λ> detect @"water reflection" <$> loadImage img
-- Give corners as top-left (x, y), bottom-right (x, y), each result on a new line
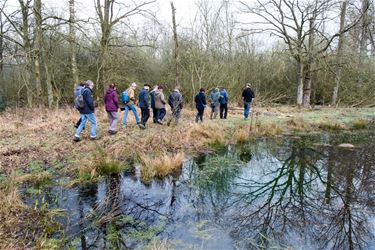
top-left (22, 131), bottom-right (375, 249)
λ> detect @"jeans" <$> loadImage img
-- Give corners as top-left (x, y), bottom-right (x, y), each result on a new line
top-left (196, 107), bottom-right (205, 122)
top-left (220, 103), bottom-right (228, 119)
top-left (140, 107), bottom-right (150, 125)
top-left (157, 108), bottom-right (166, 121)
top-left (244, 102), bottom-right (251, 119)
top-left (107, 111), bottom-right (118, 131)
top-left (75, 113), bottom-right (97, 138)
top-left (210, 103), bottom-right (219, 119)
top-left (123, 104), bottom-right (140, 125)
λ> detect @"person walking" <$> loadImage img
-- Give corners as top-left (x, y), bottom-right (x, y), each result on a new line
top-left (122, 82), bottom-right (142, 128)
top-left (138, 84), bottom-right (151, 128)
top-left (155, 85), bottom-right (167, 124)
top-left (168, 86), bottom-right (183, 125)
top-left (242, 83), bottom-right (255, 120)
top-left (150, 85), bottom-right (158, 123)
top-left (104, 83), bottom-right (119, 134)
top-left (74, 81), bottom-right (86, 129)
top-left (209, 88), bottom-right (220, 120)
top-left (74, 80), bottom-right (98, 141)
top-left (194, 88), bottom-right (206, 123)
top-left (219, 87), bottom-right (229, 119)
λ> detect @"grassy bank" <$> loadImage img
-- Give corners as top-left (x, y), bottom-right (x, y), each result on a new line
top-left (0, 106), bottom-right (374, 247)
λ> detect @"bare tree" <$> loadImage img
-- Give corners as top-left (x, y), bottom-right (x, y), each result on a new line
top-left (33, 0), bottom-right (43, 106)
top-left (332, 0), bottom-right (348, 106)
top-left (171, 2), bottom-right (180, 87)
top-left (69, 0), bottom-right (79, 88)
top-left (240, 0), bottom-right (360, 107)
top-left (359, 0), bottom-right (371, 62)
top-left (95, 0), bottom-right (155, 94)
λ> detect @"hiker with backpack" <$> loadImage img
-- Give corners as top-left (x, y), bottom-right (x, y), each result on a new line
top-left (122, 82), bottom-right (142, 128)
top-left (209, 88), bottom-right (221, 120)
top-left (168, 86), bottom-right (183, 125)
top-left (74, 80), bottom-right (97, 141)
top-left (74, 81), bottom-right (86, 129)
top-left (155, 85), bottom-right (167, 124)
top-left (104, 83), bottom-right (119, 134)
top-left (194, 88), bottom-right (206, 123)
top-left (150, 85), bottom-right (159, 123)
top-left (219, 87), bottom-right (229, 119)
top-left (242, 83), bottom-right (255, 120)
top-left (138, 84), bottom-right (151, 128)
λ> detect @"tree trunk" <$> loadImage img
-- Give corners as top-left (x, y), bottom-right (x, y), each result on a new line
top-left (33, 0), bottom-right (43, 107)
top-left (296, 60), bottom-right (304, 107)
top-left (0, 10), bottom-right (3, 73)
top-left (69, 0), bottom-right (79, 88)
top-left (42, 46), bottom-right (53, 107)
top-left (171, 2), bottom-right (180, 87)
top-left (302, 12), bottom-right (317, 108)
top-left (20, 0), bottom-right (33, 107)
top-left (332, 1), bottom-right (347, 106)
top-left (359, 0), bottom-right (370, 63)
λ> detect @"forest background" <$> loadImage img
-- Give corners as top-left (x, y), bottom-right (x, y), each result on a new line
top-left (0, 0), bottom-right (374, 110)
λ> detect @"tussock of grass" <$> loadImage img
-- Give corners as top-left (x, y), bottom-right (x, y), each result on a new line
top-left (72, 150), bottom-right (129, 186)
top-left (139, 153), bottom-right (185, 183)
top-left (317, 121), bottom-right (347, 131)
top-left (286, 118), bottom-right (312, 132)
top-left (352, 119), bottom-right (369, 129)
top-left (15, 171), bottom-right (53, 186)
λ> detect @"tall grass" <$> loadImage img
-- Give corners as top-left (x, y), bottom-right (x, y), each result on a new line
top-left (138, 153), bottom-right (185, 183)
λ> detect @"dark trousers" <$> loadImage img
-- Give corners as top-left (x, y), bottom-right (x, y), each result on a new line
top-left (152, 107), bottom-right (158, 122)
top-left (220, 103), bottom-right (228, 119)
top-left (157, 108), bottom-right (166, 121)
top-left (140, 107), bottom-right (150, 126)
top-left (196, 107), bottom-right (205, 122)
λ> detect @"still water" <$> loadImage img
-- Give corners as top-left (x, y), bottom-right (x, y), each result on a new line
top-left (24, 130), bottom-right (375, 249)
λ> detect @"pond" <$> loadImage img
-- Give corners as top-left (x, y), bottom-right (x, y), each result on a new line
top-left (23, 130), bottom-right (375, 249)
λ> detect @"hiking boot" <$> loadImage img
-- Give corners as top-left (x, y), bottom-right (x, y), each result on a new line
top-left (138, 124), bottom-right (146, 129)
top-left (108, 130), bottom-right (117, 135)
top-left (156, 120), bottom-right (164, 125)
top-left (73, 136), bottom-right (81, 142)
top-left (90, 136), bottom-right (99, 140)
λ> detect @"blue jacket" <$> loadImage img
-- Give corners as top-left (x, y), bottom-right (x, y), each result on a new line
top-left (210, 90), bottom-right (221, 105)
top-left (138, 88), bottom-right (149, 108)
top-left (219, 90), bottom-right (228, 105)
top-left (79, 87), bottom-right (95, 114)
top-left (195, 92), bottom-right (206, 109)
top-left (168, 90), bottom-right (183, 111)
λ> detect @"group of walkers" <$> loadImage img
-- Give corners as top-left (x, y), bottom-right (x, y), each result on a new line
top-left (73, 80), bottom-right (254, 142)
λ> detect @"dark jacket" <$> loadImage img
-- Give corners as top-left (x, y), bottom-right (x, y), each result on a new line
top-left (195, 92), bottom-right (206, 109)
top-left (168, 90), bottom-right (183, 111)
top-left (80, 87), bottom-right (95, 114)
top-left (219, 90), bottom-right (228, 105)
top-left (104, 88), bottom-right (119, 112)
top-left (242, 88), bottom-right (254, 103)
top-left (150, 90), bottom-right (157, 109)
top-left (138, 88), bottom-right (149, 108)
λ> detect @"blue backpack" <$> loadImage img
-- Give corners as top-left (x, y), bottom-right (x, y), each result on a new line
top-left (121, 90), bottom-right (130, 104)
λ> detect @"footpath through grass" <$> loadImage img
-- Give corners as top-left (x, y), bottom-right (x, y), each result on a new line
top-left (0, 106), bottom-right (374, 248)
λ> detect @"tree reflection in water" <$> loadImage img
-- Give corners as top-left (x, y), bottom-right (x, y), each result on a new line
top-left (227, 133), bottom-right (375, 249)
